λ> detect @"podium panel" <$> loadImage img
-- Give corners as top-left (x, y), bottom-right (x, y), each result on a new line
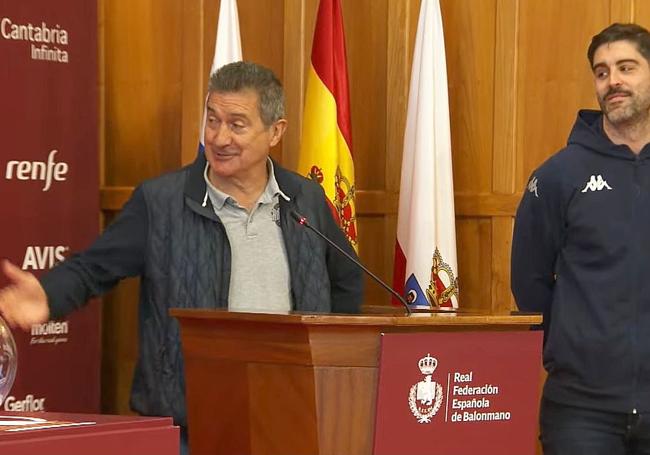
top-left (374, 331), bottom-right (542, 455)
top-left (171, 309), bottom-right (542, 455)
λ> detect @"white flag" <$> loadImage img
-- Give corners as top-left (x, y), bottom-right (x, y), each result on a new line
top-left (392, 0), bottom-right (459, 309)
top-left (199, 0), bottom-right (243, 149)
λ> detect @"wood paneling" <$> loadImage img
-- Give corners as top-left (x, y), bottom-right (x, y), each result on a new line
top-left (341, 0), bottom-right (388, 191)
top-left (104, 0), bottom-right (183, 185)
top-left (516, 0), bottom-right (609, 187)
top-left (99, 0), bottom-right (643, 417)
top-left (441, 0), bottom-right (495, 195)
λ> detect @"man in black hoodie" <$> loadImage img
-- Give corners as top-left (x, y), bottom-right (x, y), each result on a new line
top-left (512, 23), bottom-right (650, 454)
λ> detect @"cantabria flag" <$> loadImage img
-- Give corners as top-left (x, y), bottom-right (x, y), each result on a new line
top-left (392, 0), bottom-right (459, 309)
top-left (199, 0), bottom-right (242, 151)
top-left (298, 0), bottom-right (357, 249)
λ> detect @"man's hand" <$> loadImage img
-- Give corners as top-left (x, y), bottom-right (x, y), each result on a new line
top-left (0, 260), bottom-right (49, 331)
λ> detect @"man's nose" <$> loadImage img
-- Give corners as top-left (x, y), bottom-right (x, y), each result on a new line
top-left (208, 123), bottom-right (232, 146)
top-left (608, 70), bottom-right (623, 87)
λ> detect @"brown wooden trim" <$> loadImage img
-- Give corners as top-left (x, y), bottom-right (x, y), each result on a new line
top-left (385, 0), bottom-right (413, 193)
top-left (282, 0), bottom-right (307, 171)
top-left (455, 192), bottom-right (521, 217)
top-left (100, 186), bottom-right (523, 217)
top-left (492, 0), bottom-right (518, 194)
top-left (99, 187), bottom-right (402, 214)
top-left (356, 191), bottom-right (523, 218)
top-left (180, 0), bottom-right (205, 167)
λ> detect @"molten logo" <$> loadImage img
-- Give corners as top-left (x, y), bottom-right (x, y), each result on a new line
top-left (5, 149), bottom-right (69, 191)
top-left (22, 246), bottom-right (68, 270)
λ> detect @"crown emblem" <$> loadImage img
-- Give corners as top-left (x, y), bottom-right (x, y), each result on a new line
top-left (426, 248), bottom-right (459, 308)
top-left (418, 354), bottom-right (437, 375)
top-left (409, 353), bottom-right (443, 423)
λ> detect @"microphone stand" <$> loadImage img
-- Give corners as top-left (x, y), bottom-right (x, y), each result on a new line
top-left (290, 211), bottom-right (412, 315)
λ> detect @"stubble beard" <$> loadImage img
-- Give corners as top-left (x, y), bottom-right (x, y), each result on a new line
top-left (600, 89), bottom-right (650, 128)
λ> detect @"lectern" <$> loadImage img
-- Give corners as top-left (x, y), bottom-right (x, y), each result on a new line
top-left (170, 309), bottom-right (541, 455)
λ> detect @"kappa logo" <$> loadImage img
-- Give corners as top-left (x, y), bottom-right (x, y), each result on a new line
top-left (581, 175), bottom-right (612, 193)
top-left (408, 353), bottom-right (444, 424)
top-left (527, 176), bottom-right (539, 197)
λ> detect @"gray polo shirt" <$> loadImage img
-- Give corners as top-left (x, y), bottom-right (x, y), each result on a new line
top-left (204, 160), bottom-right (292, 313)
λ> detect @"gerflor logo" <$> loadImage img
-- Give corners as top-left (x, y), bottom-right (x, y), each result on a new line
top-left (5, 149), bottom-right (69, 191)
top-left (3, 394), bottom-right (46, 412)
top-left (581, 174), bottom-right (612, 193)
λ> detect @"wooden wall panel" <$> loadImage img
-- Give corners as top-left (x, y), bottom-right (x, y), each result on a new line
top-left (611, 0), bottom-right (634, 22)
top-left (515, 0), bottom-right (608, 188)
top-left (103, 0), bottom-right (183, 185)
top-left (441, 0), bottom-right (495, 195)
top-left (341, 0), bottom-right (388, 191)
top-left (456, 219), bottom-right (492, 310)
top-left (491, 0), bottom-right (518, 311)
top-left (440, 0), bottom-right (497, 310)
top-left (635, 1), bottom-right (650, 24)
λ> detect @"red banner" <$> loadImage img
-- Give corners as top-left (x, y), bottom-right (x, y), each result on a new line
top-left (0, 0), bottom-right (100, 413)
top-left (374, 331), bottom-right (542, 455)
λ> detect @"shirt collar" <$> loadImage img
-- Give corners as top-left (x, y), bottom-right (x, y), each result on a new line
top-left (203, 158), bottom-right (289, 210)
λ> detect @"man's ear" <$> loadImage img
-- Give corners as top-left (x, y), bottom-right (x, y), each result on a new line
top-left (269, 119), bottom-right (287, 147)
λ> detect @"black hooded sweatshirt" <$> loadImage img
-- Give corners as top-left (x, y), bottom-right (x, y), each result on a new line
top-left (512, 109), bottom-right (650, 413)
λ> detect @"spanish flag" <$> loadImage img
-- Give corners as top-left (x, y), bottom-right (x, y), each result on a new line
top-left (298, 0), bottom-right (357, 248)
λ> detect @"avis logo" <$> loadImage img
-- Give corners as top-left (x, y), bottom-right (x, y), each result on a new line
top-left (22, 246), bottom-right (69, 270)
top-left (5, 149), bottom-right (69, 191)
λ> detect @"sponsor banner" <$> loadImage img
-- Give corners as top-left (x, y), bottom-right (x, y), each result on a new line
top-left (0, 0), bottom-right (100, 413)
top-left (373, 331), bottom-right (542, 455)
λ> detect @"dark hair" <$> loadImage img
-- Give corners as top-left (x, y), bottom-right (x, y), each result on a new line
top-left (208, 61), bottom-right (285, 126)
top-left (588, 23), bottom-right (650, 66)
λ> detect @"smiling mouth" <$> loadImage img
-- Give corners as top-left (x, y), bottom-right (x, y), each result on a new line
top-left (212, 150), bottom-right (237, 159)
top-left (606, 92), bottom-right (630, 102)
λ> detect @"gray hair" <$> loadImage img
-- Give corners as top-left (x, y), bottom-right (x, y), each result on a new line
top-left (208, 61), bottom-right (285, 127)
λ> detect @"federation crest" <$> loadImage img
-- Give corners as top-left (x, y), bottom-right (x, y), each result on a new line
top-left (408, 353), bottom-right (443, 423)
top-left (426, 247), bottom-right (459, 307)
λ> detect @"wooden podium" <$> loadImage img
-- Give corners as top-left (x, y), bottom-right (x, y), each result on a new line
top-left (171, 309), bottom-right (541, 455)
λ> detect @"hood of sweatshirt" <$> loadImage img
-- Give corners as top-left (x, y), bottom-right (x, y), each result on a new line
top-left (567, 109), bottom-right (650, 160)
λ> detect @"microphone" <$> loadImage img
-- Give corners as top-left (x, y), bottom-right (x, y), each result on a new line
top-left (290, 210), bottom-right (412, 315)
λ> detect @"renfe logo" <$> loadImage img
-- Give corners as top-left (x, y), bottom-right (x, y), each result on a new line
top-left (22, 246), bottom-right (68, 270)
top-left (5, 149), bottom-right (69, 191)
